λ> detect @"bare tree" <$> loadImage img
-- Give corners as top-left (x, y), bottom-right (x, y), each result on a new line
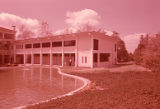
top-left (39, 21), bottom-right (53, 37)
top-left (17, 25), bottom-right (35, 40)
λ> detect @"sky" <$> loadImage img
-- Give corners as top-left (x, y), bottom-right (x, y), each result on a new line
top-left (0, 0), bottom-right (160, 52)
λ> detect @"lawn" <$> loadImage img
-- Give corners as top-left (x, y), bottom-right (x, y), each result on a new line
top-left (26, 65), bottom-right (160, 109)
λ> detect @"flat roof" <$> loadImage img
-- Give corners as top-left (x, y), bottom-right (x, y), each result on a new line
top-left (15, 31), bottom-right (117, 42)
top-left (0, 27), bottom-right (15, 34)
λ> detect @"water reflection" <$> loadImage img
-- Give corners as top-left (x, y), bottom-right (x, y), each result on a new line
top-left (0, 67), bottom-right (84, 109)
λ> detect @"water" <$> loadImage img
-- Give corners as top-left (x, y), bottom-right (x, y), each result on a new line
top-left (0, 67), bottom-right (83, 109)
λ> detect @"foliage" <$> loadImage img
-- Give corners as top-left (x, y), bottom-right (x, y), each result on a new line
top-left (134, 33), bottom-right (160, 71)
top-left (17, 25), bottom-right (35, 39)
top-left (39, 21), bottom-right (53, 37)
top-left (112, 31), bottom-right (130, 62)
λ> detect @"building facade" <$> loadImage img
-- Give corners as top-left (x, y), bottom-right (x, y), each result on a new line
top-left (14, 32), bottom-right (117, 68)
top-left (0, 27), bottom-right (15, 65)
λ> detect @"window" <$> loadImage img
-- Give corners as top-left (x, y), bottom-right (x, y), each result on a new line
top-left (42, 42), bottom-right (50, 48)
top-left (115, 44), bottom-right (117, 52)
top-left (93, 53), bottom-right (98, 62)
top-left (0, 33), bottom-right (3, 39)
top-left (93, 39), bottom-right (99, 50)
top-left (52, 41), bottom-right (62, 47)
top-left (64, 40), bottom-right (76, 47)
top-left (25, 44), bottom-right (32, 48)
top-left (16, 44), bottom-right (23, 49)
top-left (85, 56), bottom-right (87, 63)
top-left (33, 43), bottom-right (41, 48)
top-left (4, 33), bottom-right (14, 39)
top-left (82, 57), bottom-right (84, 63)
top-left (100, 53), bottom-right (110, 62)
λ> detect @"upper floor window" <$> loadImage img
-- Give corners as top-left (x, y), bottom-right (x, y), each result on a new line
top-left (25, 44), bottom-right (32, 49)
top-left (33, 43), bottom-right (41, 48)
top-left (64, 40), bottom-right (76, 47)
top-left (42, 42), bottom-right (50, 48)
top-left (4, 33), bottom-right (14, 39)
top-left (93, 39), bottom-right (99, 50)
top-left (100, 53), bottom-right (110, 62)
top-left (16, 44), bottom-right (23, 49)
top-left (0, 33), bottom-right (3, 39)
top-left (52, 41), bottom-right (62, 47)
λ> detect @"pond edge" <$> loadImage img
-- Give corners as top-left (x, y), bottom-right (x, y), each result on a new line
top-left (13, 66), bottom-right (90, 109)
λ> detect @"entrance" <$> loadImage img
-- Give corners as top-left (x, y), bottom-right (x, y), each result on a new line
top-left (93, 53), bottom-right (98, 67)
top-left (16, 54), bottom-right (24, 64)
top-left (64, 53), bottom-right (75, 66)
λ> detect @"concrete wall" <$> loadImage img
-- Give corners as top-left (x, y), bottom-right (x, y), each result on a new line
top-left (93, 35), bottom-right (117, 67)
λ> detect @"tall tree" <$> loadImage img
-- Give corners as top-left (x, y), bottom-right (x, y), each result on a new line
top-left (17, 25), bottom-right (35, 39)
top-left (39, 21), bottom-right (52, 37)
top-left (112, 31), bottom-right (129, 62)
top-left (134, 33), bottom-right (160, 71)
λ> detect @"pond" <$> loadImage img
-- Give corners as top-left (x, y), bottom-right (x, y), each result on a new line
top-left (0, 67), bottom-right (83, 109)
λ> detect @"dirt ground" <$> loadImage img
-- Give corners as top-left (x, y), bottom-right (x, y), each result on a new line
top-left (26, 65), bottom-right (160, 109)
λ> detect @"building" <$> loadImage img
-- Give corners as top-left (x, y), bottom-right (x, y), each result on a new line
top-left (14, 31), bottom-right (117, 68)
top-left (0, 27), bottom-right (16, 65)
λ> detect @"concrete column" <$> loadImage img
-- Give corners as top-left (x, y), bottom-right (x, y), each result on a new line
top-left (115, 43), bottom-right (117, 64)
top-left (32, 53), bottom-right (34, 65)
top-left (2, 33), bottom-right (4, 39)
top-left (23, 43), bottom-right (26, 65)
top-left (75, 36), bottom-right (78, 67)
top-left (50, 41), bottom-right (52, 66)
top-left (40, 47), bottom-right (42, 65)
top-left (14, 45), bottom-right (16, 63)
top-left (62, 39), bottom-right (64, 67)
top-left (91, 35), bottom-right (93, 68)
top-left (31, 43), bottom-right (34, 65)
top-left (97, 52), bottom-right (99, 67)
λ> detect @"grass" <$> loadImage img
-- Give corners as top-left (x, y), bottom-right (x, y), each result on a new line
top-left (26, 65), bottom-right (160, 109)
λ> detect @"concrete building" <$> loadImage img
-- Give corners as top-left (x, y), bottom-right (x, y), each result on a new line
top-left (0, 27), bottom-right (15, 65)
top-left (14, 31), bottom-right (117, 68)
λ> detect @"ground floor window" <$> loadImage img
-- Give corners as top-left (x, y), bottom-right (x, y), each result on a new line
top-left (0, 55), bottom-right (2, 64)
top-left (42, 54), bottom-right (50, 65)
top-left (64, 53), bottom-right (75, 66)
top-left (26, 54), bottom-right (31, 64)
top-left (4, 55), bottom-right (9, 64)
top-left (85, 56), bottom-right (87, 63)
top-left (100, 53), bottom-right (110, 62)
top-left (34, 54), bottom-right (40, 64)
top-left (93, 53), bottom-right (98, 62)
top-left (16, 54), bottom-right (24, 64)
top-left (53, 53), bottom-right (62, 65)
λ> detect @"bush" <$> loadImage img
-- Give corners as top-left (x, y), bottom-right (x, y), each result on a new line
top-left (144, 56), bottom-right (160, 72)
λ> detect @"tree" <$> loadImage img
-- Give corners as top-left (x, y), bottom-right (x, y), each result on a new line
top-left (17, 25), bottom-right (35, 40)
top-left (39, 21), bottom-right (52, 37)
top-left (134, 33), bottom-right (160, 71)
top-left (112, 31), bottom-right (130, 62)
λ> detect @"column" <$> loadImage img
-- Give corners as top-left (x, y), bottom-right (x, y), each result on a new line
top-left (31, 43), bottom-right (34, 65)
top-left (91, 35), bottom-right (93, 68)
top-left (40, 43), bottom-right (42, 65)
top-left (50, 41), bottom-right (52, 66)
top-left (97, 53), bottom-right (99, 67)
top-left (75, 36), bottom-right (78, 67)
top-left (2, 33), bottom-right (4, 39)
top-left (14, 45), bottom-right (16, 63)
top-left (23, 43), bottom-right (26, 65)
top-left (62, 39), bottom-right (64, 67)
